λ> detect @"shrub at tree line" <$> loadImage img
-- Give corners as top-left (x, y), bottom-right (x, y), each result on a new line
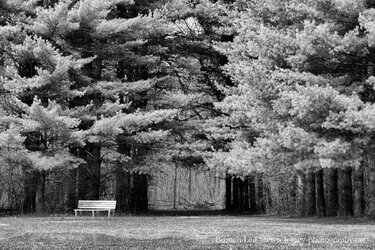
top-left (1, 0), bottom-right (375, 217)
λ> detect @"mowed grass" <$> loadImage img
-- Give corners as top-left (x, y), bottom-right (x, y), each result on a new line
top-left (0, 215), bottom-right (375, 249)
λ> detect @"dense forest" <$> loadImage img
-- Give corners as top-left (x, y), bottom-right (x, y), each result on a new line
top-left (1, 0), bottom-right (375, 217)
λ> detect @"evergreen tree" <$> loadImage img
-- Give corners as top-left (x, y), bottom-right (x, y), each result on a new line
top-left (213, 0), bottom-right (375, 216)
top-left (0, 0), bottom-right (235, 213)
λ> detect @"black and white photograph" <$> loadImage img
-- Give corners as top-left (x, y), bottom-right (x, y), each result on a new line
top-left (1, 0), bottom-right (375, 249)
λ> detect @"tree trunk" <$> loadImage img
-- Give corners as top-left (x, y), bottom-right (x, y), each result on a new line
top-left (368, 156), bottom-right (375, 217)
top-left (288, 174), bottom-right (297, 214)
top-left (80, 39), bottom-right (103, 199)
top-left (132, 173), bottom-right (148, 213)
top-left (354, 163), bottom-right (365, 217)
top-left (244, 177), bottom-right (250, 211)
top-left (316, 168), bottom-right (326, 217)
top-left (69, 147), bottom-right (89, 201)
top-left (306, 169), bottom-right (316, 216)
top-left (232, 177), bottom-right (239, 211)
top-left (327, 168), bottom-right (338, 216)
top-left (77, 163), bottom-right (90, 200)
top-left (238, 178), bottom-right (244, 211)
top-left (225, 174), bottom-right (232, 211)
top-left (35, 170), bottom-right (46, 213)
top-left (188, 168), bottom-right (192, 203)
top-left (22, 168), bottom-right (37, 213)
top-left (87, 142), bottom-right (101, 200)
top-left (340, 167), bottom-right (353, 216)
top-left (265, 179), bottom-right (272, 212)
top-left (249, 174), bottom-right (256, 213)
top-left (173, 165), bottom-right (178, 209)
top-left (66, 168), bottom-right (77, 212)
top-left (297, 170), bottom-right (307, 216)
top-left (115, 166), bottom-right (131, 213)
top-left (257, 173), bottom-right (265, 214)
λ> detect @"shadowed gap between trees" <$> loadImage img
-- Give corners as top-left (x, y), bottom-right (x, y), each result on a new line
top-left (225, 162), bottom-right (375, 217)
top-left (21, 166), bottom-right (148, 214)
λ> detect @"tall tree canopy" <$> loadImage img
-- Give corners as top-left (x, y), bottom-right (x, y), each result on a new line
top-left (208, 0), bottom-right (375, 216)
top-left (3, 0), bottom-right (375, 216)
top-left (0, 0), bottom-right (234, 213)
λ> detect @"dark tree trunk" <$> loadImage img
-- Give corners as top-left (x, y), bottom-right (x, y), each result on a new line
top-left (297, 170), bottom-right (307, 216)
top-left (173, 166), bottom-right (178, 209)
top-left (66, 168), bottom-right (77, 211)
top-left (354, 163), bottom-right (365, 217)
top-left (115, 166), bottom-right (131, 213)
top-left (132, 173), bottom-right (148, 213)
top-left (316, 168), bottom-right (326, 217)
top-left (141, 174), bottom-right (149, 212)
top-left (188, 168), bottom-right (192, 203)
top-left (225, 174), bottom-right (232, 210)
top-left (35, 170), bottom-right (46, 213)
top-left (340, 167), bottom-right (353, 216)
top-left (22, 168), bottom-right (37, 213)
top-left (77, 164), bottom-right (90, 200)
top-left (87, 142), bottom-right (101, 200)
top-left (289, 174), bottom-right (297, 214)
top-left (115, 142), bottom-right (149, 214)
top-left (327, 168), bottom-right (338, 216)
top-left (69, 147), bottom-right (89, 201)
top-left (244, 177), bottom-right (250, 211)
top-left (306, 169), bottom-right (316, 216)
top-left (249, 174), bottom-right (256, 213)
top-left (232, 177), bottom-right (239, 211)
top-left (265, 179), bottom-right (272, 211)
top-left (368, 155), bottom-right (375, 217)
top-left (257, 173), bottom-right (265, 214)
top-left (82, 54), bottom-right (102, 200)
top-left (238, 178), bottom-right (244, 211)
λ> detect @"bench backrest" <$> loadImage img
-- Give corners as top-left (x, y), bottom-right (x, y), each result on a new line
top-left (78, 200), bottom-right (116, 209)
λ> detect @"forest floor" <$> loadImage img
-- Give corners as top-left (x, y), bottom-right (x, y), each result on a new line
top-left (0, 215), bottom-right (374, 249)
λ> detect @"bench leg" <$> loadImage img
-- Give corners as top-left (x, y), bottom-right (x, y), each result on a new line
top-left (108, 210), bottom-right (110, 218)
top-left (75, 211), bottom-right (77, 217)
top-left (92, 211), bottom-right (95, 217)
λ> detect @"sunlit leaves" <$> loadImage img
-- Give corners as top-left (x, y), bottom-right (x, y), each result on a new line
top-left (212, 0), bottom-right (375, 177)
top-left (0, 124), bottom-right (25, 150)
top-left (359, 8), bottom-right (375, 47)
top-left (5, 35), bottom-right (91, 100)
top-left (72, 0), bottom-right (134, 28)
top-left (27, 150), bottom-right (84, 170)
top-left (31, 0), bottom-right (79, 38)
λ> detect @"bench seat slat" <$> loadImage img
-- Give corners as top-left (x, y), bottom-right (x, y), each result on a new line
top-left (78, 206), bottom-right (115, 208)
top-left (78, 204), bottom-right (115, 206)
top-left (78, 206), bottom-right (116, 207)
top-left (78, 204), bottom-right (116, 205)
top-left (78, 207), bottom-right (115, 209)
top-left (78, 201), bottom-right (115, 203)
top-left (75, 209), bottom-right (113, 211)
top-left (78, 200), bottom-right (115, 202)
top-left (78, 202), bottom-right (116, 204)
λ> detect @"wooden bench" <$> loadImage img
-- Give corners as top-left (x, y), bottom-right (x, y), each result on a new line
top-left (74, 200), bottom-right (116, 217)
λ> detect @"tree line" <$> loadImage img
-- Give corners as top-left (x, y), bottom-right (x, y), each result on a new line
top-left (211, 0), bottom-right (375, 217)
top-left (1, 0), bottom-right (375, 217)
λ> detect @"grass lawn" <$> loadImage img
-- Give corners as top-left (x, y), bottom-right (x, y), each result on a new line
top-left (0, 215), bottom-right (375, 249)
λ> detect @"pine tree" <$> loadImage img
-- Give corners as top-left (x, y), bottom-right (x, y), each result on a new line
top-left (213, 0), bottom-right (375, 216)
top-left (1, 0), bottom-right (236, 213)
top-left (0, 2), bottom-right (89, 210)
